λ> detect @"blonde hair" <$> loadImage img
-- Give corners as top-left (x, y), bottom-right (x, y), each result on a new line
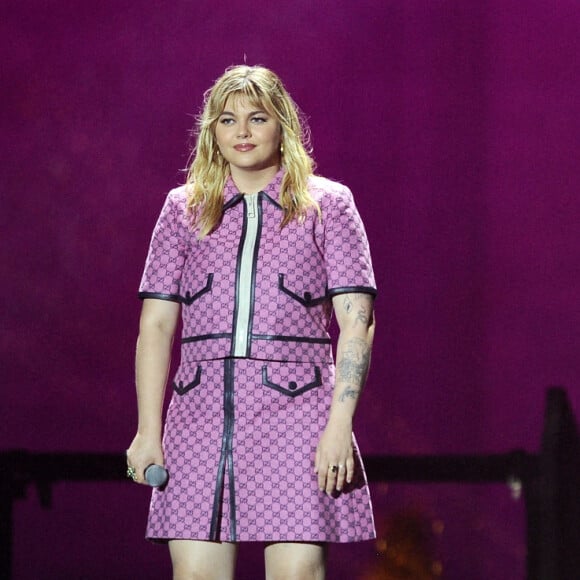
top-left (186, 65), bottom-right (318, 237)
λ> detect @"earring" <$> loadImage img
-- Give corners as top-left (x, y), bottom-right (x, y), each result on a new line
top-left (280, 142), bottom-right (284, 155)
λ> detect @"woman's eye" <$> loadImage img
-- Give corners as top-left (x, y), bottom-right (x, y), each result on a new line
top-left (220, 118), bottom-right (234, 125)
top-left (251, 117), bottom-right (267, 124)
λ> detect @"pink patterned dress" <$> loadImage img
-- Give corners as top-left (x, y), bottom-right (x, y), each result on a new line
top-left (139, 170), bottom-right (377, 543)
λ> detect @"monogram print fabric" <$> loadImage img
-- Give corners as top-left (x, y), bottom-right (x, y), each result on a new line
top-left (146, 359), bottom-right (375, 542)
top-left (140, 171), bottom-right (377, 542)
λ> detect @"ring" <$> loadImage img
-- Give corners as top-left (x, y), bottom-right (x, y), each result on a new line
top-left (126, 466), bottom-right (137, 481)
top-left (329, 465), bottom-right (338, 473)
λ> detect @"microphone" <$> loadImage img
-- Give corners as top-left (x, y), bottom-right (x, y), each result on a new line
top-left (144, 464), bottom-right (169, 487)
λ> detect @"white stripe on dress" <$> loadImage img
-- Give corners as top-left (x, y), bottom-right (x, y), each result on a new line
top-left (232, 193), bottom-right (259, 356)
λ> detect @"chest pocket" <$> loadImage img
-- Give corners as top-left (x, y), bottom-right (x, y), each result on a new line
top-left (278, 274), bottom-right (327, 307)
top-left (183, 274), bottom-right (214, 305)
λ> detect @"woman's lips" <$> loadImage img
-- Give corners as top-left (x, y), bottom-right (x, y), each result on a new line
top-left (234, 143), bottom-right (256, 152)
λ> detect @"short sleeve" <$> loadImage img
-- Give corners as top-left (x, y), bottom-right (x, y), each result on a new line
top-left (138, 188), bottom-right (189, 302)
top-left (321, 184), bottom-right (377, 298)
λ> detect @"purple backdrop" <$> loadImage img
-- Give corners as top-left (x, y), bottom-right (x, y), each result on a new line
top-left (2, 1), bottom-right (579, 578)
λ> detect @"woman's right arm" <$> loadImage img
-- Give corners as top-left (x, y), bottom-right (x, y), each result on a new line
top-left (126, 298), bottom-right (180, 484)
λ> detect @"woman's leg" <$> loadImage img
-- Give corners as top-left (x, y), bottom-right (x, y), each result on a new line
top-left (169, 540), bottom-right (238, 580)
top-left (264, 542), bottom-right (327, 580)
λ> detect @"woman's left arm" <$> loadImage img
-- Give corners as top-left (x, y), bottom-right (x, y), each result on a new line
top-left (315, 292), bottom-right (376, 494)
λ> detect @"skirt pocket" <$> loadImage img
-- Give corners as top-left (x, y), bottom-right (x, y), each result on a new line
top-left (261, 364), bottom-right (322, 398)
top-left (172, 365), bottom-right (203, 395)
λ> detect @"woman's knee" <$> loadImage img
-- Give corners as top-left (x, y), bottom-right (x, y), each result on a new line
top-left (169, 540), bottom-right (237, 580)
top-left (265, 542), bottom-right (326, 580)
top-left (267, 563), bottom-right (325, 580)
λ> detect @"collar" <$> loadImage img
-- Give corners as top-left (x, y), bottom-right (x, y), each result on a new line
top-left (222, 169), bottom-right (285, 210)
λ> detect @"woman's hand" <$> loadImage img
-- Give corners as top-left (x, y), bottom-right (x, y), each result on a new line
top-left (314, 417), bottom-right (354, 494)
top-left (126, 432), bottom-right (164, 485)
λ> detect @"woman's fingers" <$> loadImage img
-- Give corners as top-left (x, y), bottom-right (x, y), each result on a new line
top-left (317, 459), bottom-right (354, 494)
top-left (126, 442), bottom-right (164, 486)
top-left (315, 428), bottom-right (355, 494)
top-left (325, 463), bottom-right (339, 494)
top-left (316, 458), bottom-right (338, 492)
top-left (317, 462), bottom-right (328, 492)
top-left (346, 455), bottom-right (355, 484)
top-left (336, 463), bottom-right (347, 491)
top-left (126, 450), bottom-right (144, 484)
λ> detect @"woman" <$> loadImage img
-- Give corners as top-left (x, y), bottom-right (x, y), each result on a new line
top-left (126, 65), bottom-right (377, 579)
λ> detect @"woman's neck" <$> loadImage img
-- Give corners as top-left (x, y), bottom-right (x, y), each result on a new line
top-left (230, 165), bottom-right (280, 195)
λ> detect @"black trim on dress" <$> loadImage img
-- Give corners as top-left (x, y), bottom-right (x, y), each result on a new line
top-left (210, 358), bottom-right (237, 541)
top-left (225, 359), bottom-right (237, 540)
top-left (222, 193), bottom-right (244, 212)
top-left (252, 334), bottom-right (332, 345)
top-left (327, 286), bottom-right (378, 298)
top-left (262, 191), bottom-right (283, 210)
top-left (181, 333), bottom-right (232, 344)
top-left (138, 291), bottom-right (183, 303)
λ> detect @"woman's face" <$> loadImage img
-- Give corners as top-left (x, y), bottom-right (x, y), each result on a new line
top-left (214, 95), bottom-right (281, 176)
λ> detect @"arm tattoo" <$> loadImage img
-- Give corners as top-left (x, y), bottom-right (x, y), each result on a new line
top-left (355, 304), bottom-right (369, 325)
top-left (335, 295), bottom-right (374, 405)
top-left (342, 294), bottom-right (372, 327)
top-left (343, 295), bottom-right (353, 314)
top-left (337, 337), bottom-right (371, 390)
top-left (339, 386), bottom-right (360, 402)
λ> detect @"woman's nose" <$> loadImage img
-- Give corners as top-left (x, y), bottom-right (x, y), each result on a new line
top-left (237, 121), bottom-right (250, 138)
